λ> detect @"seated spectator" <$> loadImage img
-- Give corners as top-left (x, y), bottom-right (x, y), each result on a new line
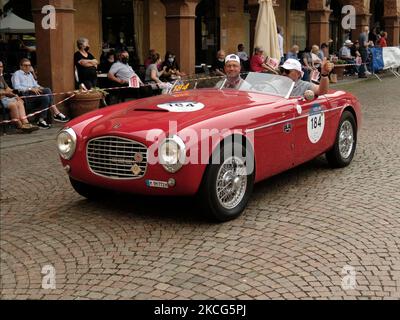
top-left (12, 58), bottom-right (70, 129)
top-left (237, 44), bottom-right (250, 71)
top-left (145, 53), bottom-right (170, 95)
top-left (99, 50), bottom-right (116, 74)
top-left (161, 51), bottom-right (185, 81)
top-left (107, 50), bottom-right (143, 103)
top-left (0, 61), bottom-right (38, 133)
top-left (311, 45), bottom-right (322, 70)
top-left (286, 45), bottom-right (300, 61)
top-left (301, 47), bottom-right (314, 81)
top-left (350, 40), bottom-right (361, 58)
top-left (339, 40), bottom-right (358, 75)
top-left (74, 37), bottom-right (98, 89)
top-left (212, 50), bottom-right (226, 76)
top-left (320, 43), bottom-right (329, 60)
top-left (144, 49), bottom-right (156, 69)
top-left (250, 47), bottom-right (278, 74)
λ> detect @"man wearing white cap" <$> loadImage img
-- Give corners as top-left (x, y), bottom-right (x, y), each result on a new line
top-left (281, 58), bottom-right (333, 97)
top-left (215, 54), bottom-right (251, 90)
top-left (339, 40), bottom-right (358, 75)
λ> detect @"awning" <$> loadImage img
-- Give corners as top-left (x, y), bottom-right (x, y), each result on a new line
top-left (0, 12), bottom-right (35, 34)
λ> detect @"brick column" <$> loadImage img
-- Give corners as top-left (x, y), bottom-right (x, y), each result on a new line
top-left (31, 0), bottom-right (75, 110)
top-left (384, 16), bottom-right (400, 46)
top-left (161, 0), bottom-right (199, 75)
top-left (307, 9), bottom-right (332, 47)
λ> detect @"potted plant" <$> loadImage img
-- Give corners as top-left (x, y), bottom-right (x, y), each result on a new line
top-left (69, 88), bottom-right (108, 118)
top-left (332, 59), bottom-right (347, 81)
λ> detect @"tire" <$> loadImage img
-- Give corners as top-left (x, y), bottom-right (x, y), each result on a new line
top-left (199, 141), bottom-right (255, 222)
top-left (69, 177), bottom-right (108, 200)
top-left (326, 110), bottom-right (357, 168)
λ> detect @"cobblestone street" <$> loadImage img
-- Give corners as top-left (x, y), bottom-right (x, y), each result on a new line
top-left (1, 76), bottom-right (400, 300)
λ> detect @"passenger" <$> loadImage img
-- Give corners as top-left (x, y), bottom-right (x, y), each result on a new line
top-left (280, 58), bottom-right (333, 97)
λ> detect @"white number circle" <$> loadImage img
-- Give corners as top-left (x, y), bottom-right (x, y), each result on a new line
top-left (157, 101), bottom-right (204, 112)
top-left (307, 110), bottom-right (325, 144)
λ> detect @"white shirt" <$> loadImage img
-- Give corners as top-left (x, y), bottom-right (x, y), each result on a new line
top-left (278, 33), bottom-right (284, 58)
top-left (237, 51), bottom-right (249, 61)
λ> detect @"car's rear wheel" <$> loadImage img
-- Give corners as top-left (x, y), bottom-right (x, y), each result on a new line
top-left (199, 141), bottom-right (255, 222)
top-left (69, 177), bottom-right (108, 200)
top-left (326, 110), bottom-right (357, 168)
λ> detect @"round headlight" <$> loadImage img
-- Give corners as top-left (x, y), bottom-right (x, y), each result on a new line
top-left (159, 135), bottom-right (186, 173)
top-left (56, 128), bottom-right (77, 160)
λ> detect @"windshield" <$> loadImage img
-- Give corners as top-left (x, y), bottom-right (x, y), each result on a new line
top-left (168, 72), bottom-right (294, 98)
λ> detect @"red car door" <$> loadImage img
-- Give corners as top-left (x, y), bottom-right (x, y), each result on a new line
top-left (250, 101), bottom-right (296, 181)
top-left (292, 95), bottom-right (333, 165)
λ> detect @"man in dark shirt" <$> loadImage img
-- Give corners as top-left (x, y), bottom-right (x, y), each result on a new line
top-left (212, 50), bottom-right (226, 76)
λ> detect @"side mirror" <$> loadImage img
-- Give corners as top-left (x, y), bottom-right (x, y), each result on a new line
top-left (304, 90), bottom-right (315, 101)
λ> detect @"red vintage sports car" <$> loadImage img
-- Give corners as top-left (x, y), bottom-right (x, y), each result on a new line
top-left (57, 73), bottom-right (361, 221)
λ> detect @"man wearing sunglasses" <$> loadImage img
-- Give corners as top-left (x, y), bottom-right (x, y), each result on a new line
top-left (281, 58), bottom-right (333, 97)
top-left (12, 58), bottom-right (70, 129)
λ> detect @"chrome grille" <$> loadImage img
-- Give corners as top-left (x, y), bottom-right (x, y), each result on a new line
top-left (87, 136), bottom-right (147, 179)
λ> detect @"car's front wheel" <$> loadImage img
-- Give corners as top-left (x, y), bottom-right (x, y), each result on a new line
top-left (69, 177), bottom-right (108, 200)
top-left (326, 110), bottom-right (357, 168)
top-left (199, 141), bottom-right (255, 222)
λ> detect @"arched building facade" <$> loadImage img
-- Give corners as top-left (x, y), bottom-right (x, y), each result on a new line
top-left (15, 0), bottom-right (399, 95)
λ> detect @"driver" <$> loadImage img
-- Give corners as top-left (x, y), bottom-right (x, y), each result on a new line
top-left (216, 54), bottom-right (251, 90)
top-left (281, 58), bottom-right (334, 97)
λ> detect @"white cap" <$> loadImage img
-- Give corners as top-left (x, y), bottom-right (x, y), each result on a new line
top-left (344, 39), bottom-right (353, 46)
top-left (225, 54), bottom-right (241, 64)
top-left (281, 58), bottom-right (304, 77)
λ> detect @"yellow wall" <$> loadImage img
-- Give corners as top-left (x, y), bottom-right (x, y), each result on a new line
top-left (74, 0), bottom-right (102, 59)
top-left (147, 0), bottom-right (166, 60)
top-left (219, 0), bottom-right (249, 55)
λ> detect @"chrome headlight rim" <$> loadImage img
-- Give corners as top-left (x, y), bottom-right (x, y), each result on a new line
top-left (159, 135), bottom-right (186, 173)
top-left (57, 127), bottom-right (77, 160)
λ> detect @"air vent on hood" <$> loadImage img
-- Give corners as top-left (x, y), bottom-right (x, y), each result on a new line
top-left (133, 108), bottom-right (169, 112)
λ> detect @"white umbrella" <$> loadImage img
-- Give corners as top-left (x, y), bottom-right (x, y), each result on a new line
top-left (254, 0), bottom-right (280, 60)
top-left (0, 12), bottom-right (35, 34)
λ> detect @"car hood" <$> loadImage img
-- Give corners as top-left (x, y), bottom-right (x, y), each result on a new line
top-left (73, 89), bottom-right (284, 140)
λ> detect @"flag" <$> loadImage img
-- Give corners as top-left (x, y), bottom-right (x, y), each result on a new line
top-left (370, 47), bottom-right (384, 72)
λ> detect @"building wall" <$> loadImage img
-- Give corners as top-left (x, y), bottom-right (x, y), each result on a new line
top-left (219, 0), bottom-right (249, 55)
top-left (147, 0), bottom-right (166, 59)
top-left (74, 0), bottom-right (102, 59)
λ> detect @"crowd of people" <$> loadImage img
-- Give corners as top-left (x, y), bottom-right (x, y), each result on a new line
top-left (1, 25), bottom-right (393, 134)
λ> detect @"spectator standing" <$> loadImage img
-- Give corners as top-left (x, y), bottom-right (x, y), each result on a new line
top-left (74, 37), bottom-right (98, 89)
top-left (378, 32), bottom-right (388, 47)
top-left (12, 58), bottom-right (70, 128)
top-left (212, 50), bottom-right (226, 76)
top-left (358, 26), bottom-right (371, 78)
top-left (277, 26), bottom-right (284, 64)
top-left (237, 44), bottom-right (250, 71)
top-left (0, 61), bottom-right (38, 133)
